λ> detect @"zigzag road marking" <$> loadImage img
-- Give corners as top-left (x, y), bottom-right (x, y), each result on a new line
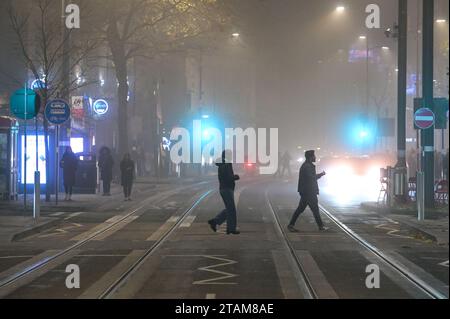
top-left (439, 260), bottom-right (449, 268)
top-left (166, 255), bottom-right (238, 285)
top-left (375, 223), bottom-right (414, 239)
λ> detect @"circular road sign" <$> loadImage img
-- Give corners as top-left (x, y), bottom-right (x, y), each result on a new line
top-left (414, 108), bottom-right (435, 130)
top-left (45, 99), bottom-right (71, 125)
top-left (92, 99), bottom-right (109, 115)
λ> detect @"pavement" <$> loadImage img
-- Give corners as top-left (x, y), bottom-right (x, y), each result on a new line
top-left (0, 176), bottom-right (213, 244)
top-left (360, 202), bottom-right (449, 246)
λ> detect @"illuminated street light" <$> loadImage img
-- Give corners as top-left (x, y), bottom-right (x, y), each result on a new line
top-left (381, 46), bottom-right (389, 50)
top-left (359, 35), bottom-right (367, 40)
top-left (436, 19), bottom-right (447, 23)
top-left (232, 33), bottom-right (240, 38)
top-left (336, 6), bottom-right (345, 13)
top-left (359, 130), bottom-right (368, 139)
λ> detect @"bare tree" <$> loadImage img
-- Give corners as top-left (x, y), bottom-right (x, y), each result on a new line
top-left (89, 0), bottom-right (231, 157)
top-left (7, 0), bottom-right (100, 201)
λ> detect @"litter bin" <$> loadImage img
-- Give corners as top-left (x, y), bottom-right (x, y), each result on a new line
top-left (74, 153), bottom-right (97, 194)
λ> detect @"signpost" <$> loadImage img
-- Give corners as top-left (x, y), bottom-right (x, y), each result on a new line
top-left (45, 99), bottom-right (71, 205)
top-left (9, 86), bottom-right (40, 214)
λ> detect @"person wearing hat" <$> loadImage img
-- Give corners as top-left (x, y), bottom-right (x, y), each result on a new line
top-left (288, 150), bottom-right (329, 232)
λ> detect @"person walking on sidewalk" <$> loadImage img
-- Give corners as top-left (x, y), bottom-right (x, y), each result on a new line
top-left (60, 146), bottom-right (78, 201)
top-left (99, 146), bottom-right (114, 196)
top-left (288, 150), bottom-right (329, 232)
top-left (208, 150), bottom-right (241, 235)
top-left (120, 153), bottom-right (135, 201)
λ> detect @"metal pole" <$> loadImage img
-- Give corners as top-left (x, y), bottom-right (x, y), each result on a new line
top-left (441, 129), bottom-right (445, 180)
top-left (34, 114), bottom-right (40, 219)
top-left (24, 83), bottom-right (27, 211)
top-left (415, 0), bottom-right (421, 174)
top-left (422, 0), bottom-right (435, 208)
top-left (56, 125), bottom-right (59, 205)
top-left (417, 171), bottom-right (425, 220)
top-left (395, 0), bottom-right (408, 202)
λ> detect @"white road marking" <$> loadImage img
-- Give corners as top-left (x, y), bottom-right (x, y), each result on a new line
top-left (146, 216), bottom-right (180, 241)
top-left (439, 260), bottom-right (449, 268)
top-left (49, 212), bottom-right (64, 217)
top-left (93, 216), bottom-right (140, 241)
top-left (375, 223), bottom-right (414, 239)
top-left (205, 293), bottom-right (216, 299)
top-left (179, 216), bottom-right (196, 228)
top-left (0, 255), bottom-right (34, 259)
top-left (295, 250), bottom-right (338, 299)
top-left (166, 255), bottom-right (238, 285)
top-left (78, 250), bottom-right (145, 299)
top-left (64, 212), bottom-right (84, 220)
top-left (38, 223), bottom-right (83, 238)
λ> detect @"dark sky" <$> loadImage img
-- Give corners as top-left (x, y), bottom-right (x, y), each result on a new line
top-left (235, 0), bottom-right (448, 156)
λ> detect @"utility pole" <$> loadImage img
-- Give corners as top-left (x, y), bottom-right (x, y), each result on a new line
top-left (422, 0), bottom-right (435, 208)
top-left (395, 0), bottom-right (408, 202)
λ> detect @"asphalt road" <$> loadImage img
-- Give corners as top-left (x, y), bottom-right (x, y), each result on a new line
top-left (0, 176), bottom-right (448, 299)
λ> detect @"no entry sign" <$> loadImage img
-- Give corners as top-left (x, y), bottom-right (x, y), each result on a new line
top-left (414, 108), bottom-right (435, 130)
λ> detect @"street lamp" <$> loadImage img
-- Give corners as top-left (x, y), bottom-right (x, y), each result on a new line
top-left (336, 6), bottom-right (345, 13)
top-left (436, 19), bottom-right (447, 23)
top-left (232, 33), bottom-right (240, 38)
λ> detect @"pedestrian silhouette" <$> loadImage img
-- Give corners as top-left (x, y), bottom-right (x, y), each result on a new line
top-left (280, 151), bottom-right (292, 177)
top-left (60, 146), bottom-right (78, 201)
top-left (208, 150), bottom-right (241, 235)
top-left (120, 153), bottom-right (135, 201)
top-left (288, 150), bottom-right (328, 232)
top-left (99, 146), bottom-right (114, 196)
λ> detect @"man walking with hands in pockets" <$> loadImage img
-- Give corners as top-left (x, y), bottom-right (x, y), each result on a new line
top-left (288, 150), bottom-right (329, 232)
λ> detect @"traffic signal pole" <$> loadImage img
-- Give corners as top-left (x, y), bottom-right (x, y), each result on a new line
top-left (422, 0), bottom-right (435, 208)
top-left (395, 0), bottom-right (408, 202)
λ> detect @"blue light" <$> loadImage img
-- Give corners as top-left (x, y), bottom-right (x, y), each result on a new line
top-left (359, 130), bottom-right (369, 139)
top-left (203, 129), bottom-right (211, 140)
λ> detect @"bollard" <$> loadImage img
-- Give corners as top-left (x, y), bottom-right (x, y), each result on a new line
top-left (417, 171), bottom-right (425, 221)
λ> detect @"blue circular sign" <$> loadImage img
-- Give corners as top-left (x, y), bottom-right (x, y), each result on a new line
top-left (45, 99), bottom-right (71, 125)
top-left (31, 79), bottom-right (46, 91)
top-left (93, 99), bottom-right (109, 115)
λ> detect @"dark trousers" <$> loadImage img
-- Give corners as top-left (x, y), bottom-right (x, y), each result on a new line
top-left (64, 184), bottom-right (73, 195)
top-left (103, 180), bottom-right (111, 194)
top-left (123, 182), bottom-right (133, 198)
top-left (289, 193), bottom-right (324, 228)
top-left (212, 188), bottom-right (237, 232)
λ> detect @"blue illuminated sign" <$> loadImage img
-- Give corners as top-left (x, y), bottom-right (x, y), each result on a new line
top-left (93, 99), bottom-right (109, 115)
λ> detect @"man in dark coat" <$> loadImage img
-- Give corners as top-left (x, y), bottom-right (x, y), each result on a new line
top-left (60, 146), bottom-right (78, 201)
top-left (288, 150), bottom-right (328, 232)
top-left (208, 150), bottom-right (241, 235)
top-left (98, 146), bottom-right (114, 196)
